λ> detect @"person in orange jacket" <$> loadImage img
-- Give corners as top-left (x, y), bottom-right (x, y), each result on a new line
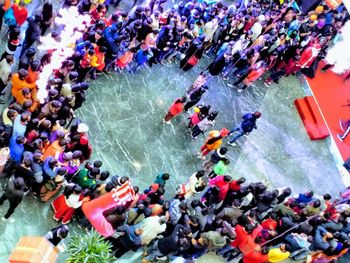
top-left (16, 88), bottom-right (39, 112)
top-left (42, 138), bottom-right (67, 161)
top-left (163, 96), bottom-right (187, 124)
top-left (91, 46), bottom-right (106, 76)
top-left (11, 68), bottom-right (36, 102)
top-left (198, 128), bottom-right (229, 159)
top-left (26, 60), bottom-right (40, 84)
top-left (78, 48), bottom-right (94, 81)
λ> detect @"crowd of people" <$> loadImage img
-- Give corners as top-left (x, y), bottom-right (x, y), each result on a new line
top-left (0, 0), bottom-right (349, 262)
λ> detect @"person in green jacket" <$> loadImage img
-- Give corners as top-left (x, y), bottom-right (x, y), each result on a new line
top-left (208, 158), bottom-right (230, 179)
top-left (74, 167), bottom-right (99, 189)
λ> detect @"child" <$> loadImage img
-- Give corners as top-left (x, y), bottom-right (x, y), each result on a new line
top-left (188, 104), bottom-right (210, 128)
top-left (45, 224), bottom-right (69, 246)
top-left (154, 173), bottom-right (170, 187)
top-left (191, 111), bottom-right (218, 139)
top-left (131, 49), bottom-right (153, 73)
top-left (208, 158), bottom-right (230, 179)
top-left (203, 147), bottom-right (228, 170)
top-left (187, 71), bottom-right (209, 95)
top-left (197, 128), bottom-right (229, 159)
top-left (177, 170), bottom-right (207, 199)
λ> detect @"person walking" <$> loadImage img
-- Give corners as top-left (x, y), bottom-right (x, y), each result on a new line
top-left (228, 111), bottom-right (261, 146)
top-left (0, 176), bottom-right (26, 223)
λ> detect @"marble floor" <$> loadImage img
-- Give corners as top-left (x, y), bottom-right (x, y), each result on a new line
top-left (0, 59), bottom-right (346, 262)
top-left (0, 3), bottom-right (348, 263)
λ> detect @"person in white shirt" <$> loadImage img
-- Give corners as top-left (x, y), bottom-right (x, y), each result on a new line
top-left (0, 55), bottom-right (14, 103)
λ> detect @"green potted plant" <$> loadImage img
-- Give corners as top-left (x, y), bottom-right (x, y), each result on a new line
top-left (66, 230), bottom-right (115, 263)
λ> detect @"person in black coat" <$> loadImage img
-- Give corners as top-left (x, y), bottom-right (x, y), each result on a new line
top-left (45, 225), bottom-right (69, 246)
top-left (0, 176), bottom-right (26, 223)
top-left (184, 87), bottom-right (206, 112)
top-left (207, 51), bottom-right (232, 76)
top-left (180, 35), bottom-right (205, 71)
top-left (144, 224), bottom-right (190, 261)
top-left (110, 225), bottom-right (143, 257)
top-left (20, 14), bottom-right (42, 58)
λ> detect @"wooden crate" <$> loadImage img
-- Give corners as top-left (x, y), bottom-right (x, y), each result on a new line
top-left (9, 236), bottom-right (59, 263)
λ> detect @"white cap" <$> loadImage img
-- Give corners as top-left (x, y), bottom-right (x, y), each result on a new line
top-left (258, 15), bottom-right (265, 22)
top-left (77, 123), bottom-right (89, 133)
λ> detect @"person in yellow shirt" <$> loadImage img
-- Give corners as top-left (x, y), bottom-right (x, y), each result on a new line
top-left (268, 243), bottom-right (291, 262)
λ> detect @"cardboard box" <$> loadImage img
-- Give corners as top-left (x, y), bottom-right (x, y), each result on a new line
top-left (9, 236), bottom-right (59, 263)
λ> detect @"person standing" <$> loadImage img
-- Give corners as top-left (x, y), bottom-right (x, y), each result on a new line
top-left (228, 111), bottom-right (261, 146)
top-left (20, 14), bottom-right (42, 58)
top-left (184, 87), bottom-right (206, 112)
top-left (0, 176), bottom-right (26, 223)
top-left (0, 55), bottom-right (14, 103)
top-left (163, 96), bottom-right (186, 124)
top-left (198, 128), bottom-right (229, 159)
top-left (44, 224), bottom-right (69, 246)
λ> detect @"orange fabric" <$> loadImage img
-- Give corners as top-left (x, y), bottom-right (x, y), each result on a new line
top-left (26, 68), bottom-right (39, 84)
top-left (169, 101), bottom-right (184, 116)
top-left (42, 140), bottom-right (64, 161)
top-left (205, 138), bottom-right (222, 151)
top-left (16, 92), bottom-right (30, 105)
top-left (81, 53), bottom-right (92, 68)
top-left (91, 47), bottom-right (105, 71)
top-left (3, 0), bottom-right (11, 11)
top-left (116, 51), bottom-right (133, 69)
top-left (261, 218), bottom-right (277, 230)
top-left (11, 73), bottom-right (36, 101)
top-left (9, 237), bottom-right (58, 263)
top-left (306, 62), bottom-right (350, 160)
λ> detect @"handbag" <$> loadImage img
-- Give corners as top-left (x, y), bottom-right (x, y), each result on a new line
top-left (44, 179), bottom-right (57, 192)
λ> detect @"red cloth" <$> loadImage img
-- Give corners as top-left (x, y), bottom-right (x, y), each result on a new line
top-left (81, 53), bottom-right (92, 68)
top-left (229, 180), bottom-right (241, 191)
top-left (90, 8), bottom-right (105, 23)
top-left (94, 47), bottom-right (106, 71)
top-left (250, 224), bottom-right (263, 240)
top-left (299, 44), bottom-right (321, 68)
top-left (209, 175), bottom-right (229, 201)
top-left (285, 58), bottom-right (301, 75)
top-left (231, 225), bottom-right (259, 254)
top-left (12, 4), bottom-right (27, 26)
top-left (169, 100), bottom-right (184, 116)
top-left (82, 181), bottom-right (135, 237)
top-left (261, 218), bottom-right (278, 230)
top-left (189, 112), bottom-right (201, 125)
top-left (243, 19), bottom-right (256, 32)
top-left (52, 194), bottom-right (78, 224)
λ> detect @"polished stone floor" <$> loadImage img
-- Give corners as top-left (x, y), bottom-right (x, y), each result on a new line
top-left (0, 55), bottom-right (347, 263)
top-left (0, 4), bottom-right (348, 263)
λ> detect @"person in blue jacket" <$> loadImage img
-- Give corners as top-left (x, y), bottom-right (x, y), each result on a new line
top-left (228, 111), bottom-right (261, 146)
top-left (9, 135), bottom-right (26, 163)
